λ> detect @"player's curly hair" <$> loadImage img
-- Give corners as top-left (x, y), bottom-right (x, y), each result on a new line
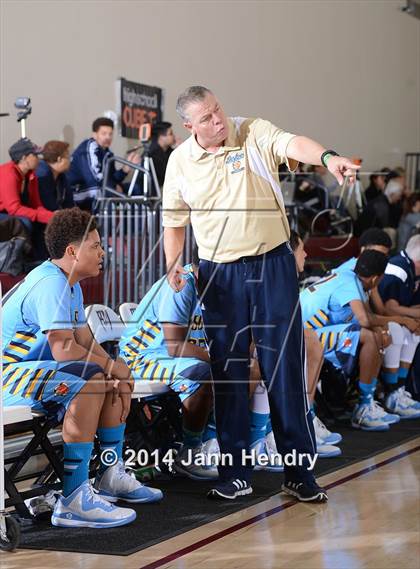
top-left (45, 208), bottom-right (97, 259)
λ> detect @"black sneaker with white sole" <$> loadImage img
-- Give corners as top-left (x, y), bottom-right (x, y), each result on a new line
top-left (207, 479), bottom-right (253, 500)
top-left (282, 480), bottom-right (328, 503)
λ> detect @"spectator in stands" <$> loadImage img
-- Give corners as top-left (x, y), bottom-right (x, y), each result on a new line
top-left (2, 208), bottom-right (162, 529)
top-left (364, 168), bottom-right (389, 203)
top-left (300, 250), bottom-right (400, 431)
top-left (68, 117), bottom-right (140, 211)
top-left (397, 193), bottom-right (420, 250)
top-left (36, 140), bottom-right (73, 211)
top-left (149, 121), bottom-right (177, 187)
top-left (0, 138), bottom-right (53, 230)
top-left (119, 247), bottom-right (218, 481)
top-left (334, 228), bottom-right (420, 418)
top-left (358, 178), bottom-right (403, 243)
top-left (378, 234), bottom-right (420, 418)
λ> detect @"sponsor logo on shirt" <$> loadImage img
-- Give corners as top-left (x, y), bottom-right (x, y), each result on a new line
top-left (226, 151), bottom-right (245, 174)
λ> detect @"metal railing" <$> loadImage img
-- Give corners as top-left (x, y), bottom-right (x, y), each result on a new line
top-left (405, 153), bottom-right (420, 192)
top-left (96, 197), bottom-right (194, 310)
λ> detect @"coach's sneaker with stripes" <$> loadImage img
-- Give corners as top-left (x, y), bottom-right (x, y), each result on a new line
top-left (52, 480), bottom-right (136, 528)
top-left (282, 479), bottom-right (328, 503)
top-left (207, 479), bottom-right (253, 500)
top-left (351, 400), bottom-right (390, 431)
top-left (174, 444), bottom-right (219, 480)
top-left (385, 388), bottom-right (420, 419)
top-left (313, 415), bottom-right (342, 445)
top-left (94, 460), bottom-right (163, 503)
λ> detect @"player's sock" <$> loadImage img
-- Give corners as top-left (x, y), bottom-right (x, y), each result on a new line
top-left (310, 404), bottom-right (316, 420)
top-left (265, 417), bottom-right (272, 436)
top-left (97, 423), bottom-right (125, 474)
top-left (63, 441), bottom-right (94, 497)
top-left (358, 378), bottom-right (377, 405)
top-left (183, 427), bottom-right (203, 448)
top-left (381, 371), bottom-right (399, 393)
top-left (249, 411), bottom-right (270, 445)
top-left (203, 412), bottom-right (217, 442)
top-left (398, 367), bottom-right (409, 382)
top-left (250, 381), bottom-right (271, 444)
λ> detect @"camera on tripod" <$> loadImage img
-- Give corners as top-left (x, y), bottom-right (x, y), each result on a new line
top-left (15, 97), bottom-right (32, 137)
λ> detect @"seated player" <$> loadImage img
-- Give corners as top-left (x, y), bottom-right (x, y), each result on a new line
top-left (290, 231), bottom-right (342, 456)
top-left (378, 235), bottom-right (420, 417)
top-left (300, 250), bottom-right (399, 431)
top-left (335, 228), bottom-right (420, 418)
top-left (119, 247), bottom-right (218, 480)
top-left (2, 208), bottom-right (162, 529)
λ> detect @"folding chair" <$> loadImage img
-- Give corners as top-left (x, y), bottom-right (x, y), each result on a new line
top-left (119, 302), bottom-right (139, 325)
top-left (4, 407), bottom-right (63, 519)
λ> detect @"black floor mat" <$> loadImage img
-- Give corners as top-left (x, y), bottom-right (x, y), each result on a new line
top-left (19, 419), bottom-right (420, 556)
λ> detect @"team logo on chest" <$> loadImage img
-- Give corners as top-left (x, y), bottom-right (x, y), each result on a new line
top-left (226, 151), bottom-right (245, 174)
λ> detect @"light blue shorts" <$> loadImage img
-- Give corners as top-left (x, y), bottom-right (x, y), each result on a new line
top-left (3, 360), bottom-right (103, 422)
top-left (120, 350), bottom-right (211, 402)
top-left (314, 323), bottom-right (361, 375)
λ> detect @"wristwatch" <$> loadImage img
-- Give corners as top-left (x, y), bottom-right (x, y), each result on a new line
top-left (321, 150), bottom-right (339, 167)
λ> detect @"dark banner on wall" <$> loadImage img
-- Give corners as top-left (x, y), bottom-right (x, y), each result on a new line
top-left (120, 78), bottom-right (163, 138)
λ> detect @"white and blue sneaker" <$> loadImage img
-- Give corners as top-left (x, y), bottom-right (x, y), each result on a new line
top-left (251, 432), bottom-right (284, 472)
top-left (94, 461), bottom-right (163, 503)
top-left (385, 388), bottom-right (420, 419)
top-left (202, 437), bottom-right (221, 467)
top-left (313, 415), bottom-right (342, 445)
top-left (316, 435), bottom-right (342, 458)
top-left (174, 444), bottom-right (219, 480)
top-left (52, 480), bottom-right (136, 528)
top-left (351, 400), bottom-right (390, 431)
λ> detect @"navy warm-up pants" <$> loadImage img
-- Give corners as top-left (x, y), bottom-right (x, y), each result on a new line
top-left (199, 242), bottom-right (316, 483)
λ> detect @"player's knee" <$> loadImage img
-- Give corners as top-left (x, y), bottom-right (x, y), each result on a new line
top-left (387, 322), bottom-right (405, 346)
top-left (360, 328), bottom-right (375, 346)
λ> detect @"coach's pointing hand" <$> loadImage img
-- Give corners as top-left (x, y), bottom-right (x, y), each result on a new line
top-left (327, 156), bottom-right (360, 186)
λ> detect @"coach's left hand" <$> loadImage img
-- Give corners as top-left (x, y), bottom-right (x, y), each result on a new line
top-left (326, 156), bottom-right (360, 186)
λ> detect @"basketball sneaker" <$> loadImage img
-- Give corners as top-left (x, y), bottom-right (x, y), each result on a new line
top-left (251, 432), bottom-right (284, 472)
top-left (202, 437), bottom-right (220, 466)
top-left (94, 460), bottom-right (163, 503)
top-left (174, 444), bottom-right (219, 480)
top-left (351, 400), bottom-right (390, 431)
top-left (52, 480), bottom-right (136, 528)
top-left (385, 388), bottom-right (420, 419)
top-left (316, 435), bottom-right (342, 458)
top-left (313, 415), bottom-right (342, 445)
top-left (282, 479), bottom-right (328, 502)
top-left (207, 479), bottom-right (253, 500)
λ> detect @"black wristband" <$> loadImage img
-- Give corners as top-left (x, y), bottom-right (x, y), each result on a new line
top-left (321, 150), bottom-right (339, 167)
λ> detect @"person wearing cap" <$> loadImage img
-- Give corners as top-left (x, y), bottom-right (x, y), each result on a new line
top-left (300, 249), bottom-right (399, 431)
top-left (163, 85), bottom-right (360, 503)
top-left (36, 140), bottom-right (74, 211)
top-left (0, 138), bottom-right (54, 230)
